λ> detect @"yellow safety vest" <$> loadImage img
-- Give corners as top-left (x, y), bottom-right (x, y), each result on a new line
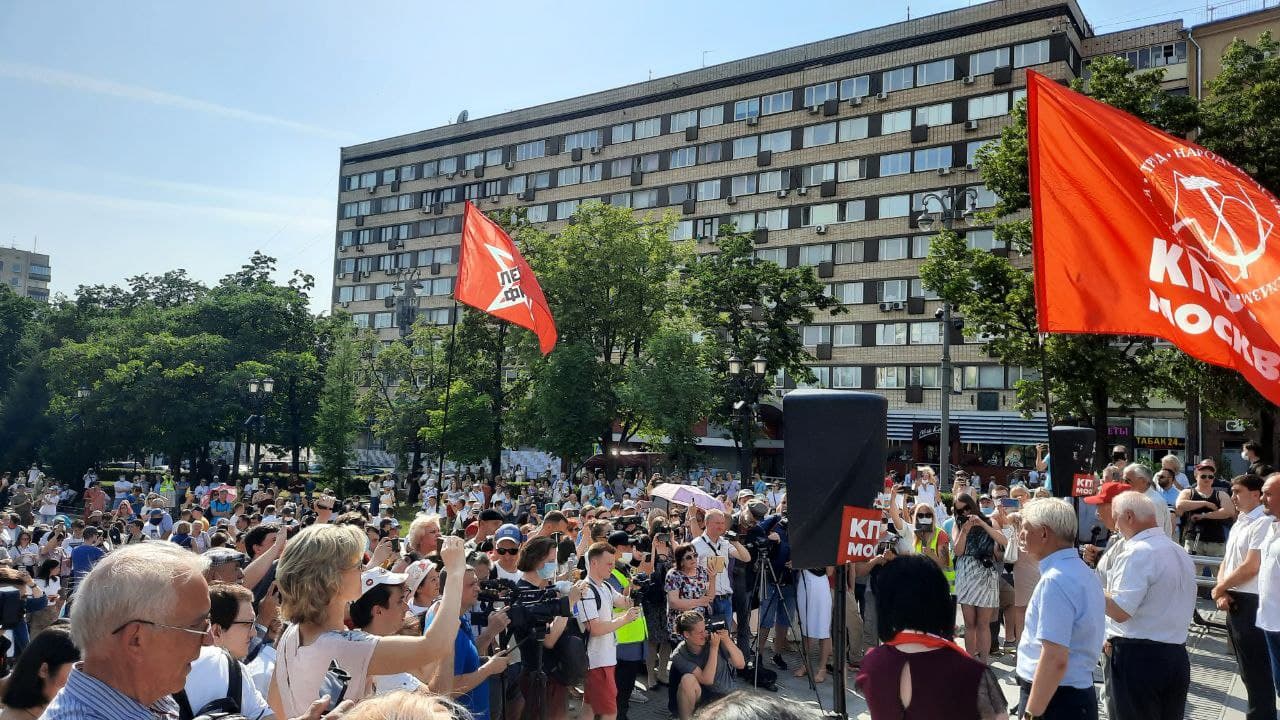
top-left (611, 567), bottom-right (648, 644)
top-left (916, 531), bottom-right (956, 594)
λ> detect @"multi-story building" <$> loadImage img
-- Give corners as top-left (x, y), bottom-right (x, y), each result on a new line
top-left (0, 248), bottom-right (51, 302)
top-left (333, 0), bottom-right (1267, 477)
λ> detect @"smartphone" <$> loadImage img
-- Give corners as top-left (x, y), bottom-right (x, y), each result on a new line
top-left (1000, 498), bottom-right (1021, 510)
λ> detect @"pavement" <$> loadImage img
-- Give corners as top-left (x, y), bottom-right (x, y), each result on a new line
top-left (606, 598), bottom-right (1250, 720)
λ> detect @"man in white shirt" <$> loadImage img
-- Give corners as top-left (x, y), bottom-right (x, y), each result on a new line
top-left (692, 510), bottom-right (750, 629)
top-left (574, 542), bottom-right (642, 720)
top-left (350, 567), bottom-right (435, 697)
top-left (1212, 473), bottom-right (1276, 720)
top-left (1160, 454), bottom-right (1191, 490)
top-left (1122, 463), bottom-right (1174, 538)
top-left (1103, 491), bottom-right (1196, 720)
top-left (1256, 473), bottom-right (1280, 705)
top-left (180, 582), bottom-right (273, 719)
top-left (113, 474), bottom-right (133, 503)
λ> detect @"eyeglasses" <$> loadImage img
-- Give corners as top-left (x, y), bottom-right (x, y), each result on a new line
top-left (112, 618), bottom-right (210, 638)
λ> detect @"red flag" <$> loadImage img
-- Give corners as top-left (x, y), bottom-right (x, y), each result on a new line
top-left (1028, 70), bottom-right (1280, 404)
top-left (455, 201), bottom-right (558, 355)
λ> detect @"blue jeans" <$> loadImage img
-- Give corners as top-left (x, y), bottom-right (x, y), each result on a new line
top-left (710, 596), bottom-right (733, 627)
top-left (759, 583), bottom-right (797, 629)
top-left (1265, 629), bottom-right (1280, 693)
top-left (369, 496), bottom-right (380, 516)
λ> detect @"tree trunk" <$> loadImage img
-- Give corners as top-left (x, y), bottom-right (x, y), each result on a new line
top-left (1091, 382), bottom-right (1110, 472)
top-left (1260, 405), bottom-right (1277, 466)
top-left (489, 325), bottom-right (507, 478)
top-left (231, 432), bottom-right (242, 482)
top-left (288, 376), bottom-right (301, 474)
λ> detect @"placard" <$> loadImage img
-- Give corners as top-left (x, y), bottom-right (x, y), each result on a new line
top-left (836, 505), bottom-right (885, 563)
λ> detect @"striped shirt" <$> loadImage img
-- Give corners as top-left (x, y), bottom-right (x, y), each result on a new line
top-left (40, 664), bottom-right (179, 720)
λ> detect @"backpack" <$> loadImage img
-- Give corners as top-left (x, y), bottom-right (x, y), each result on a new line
top-left (545, 582), bottom-right (606, 687)
top-left (0, 587), bottom-right (24, 629)
top-left (173, 649), bottom-right (245, 720)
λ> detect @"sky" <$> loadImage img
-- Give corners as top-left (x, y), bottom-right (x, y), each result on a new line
top-left (0, 0), bottom-right (1257, 314)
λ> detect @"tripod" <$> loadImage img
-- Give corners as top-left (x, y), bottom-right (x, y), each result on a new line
top-left (518, 623), bottom-right (552, 720)
top-left (750, 545), bottom-right (827, 711)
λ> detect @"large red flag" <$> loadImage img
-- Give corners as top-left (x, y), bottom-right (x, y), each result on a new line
top-left (1028, 70), bottom-right (1280, 404)
top-left (455, 201), bottom-right (558, 355)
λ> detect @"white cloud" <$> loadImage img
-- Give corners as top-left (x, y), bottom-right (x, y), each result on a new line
top-left (0, 61), bottom-right (352, 140)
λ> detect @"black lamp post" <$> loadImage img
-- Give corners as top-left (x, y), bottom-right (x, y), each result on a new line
top-left (728, 353), bottom-right (768, 487)
top-left (394, 268), bottom-right (421, 340)
top-left (247, 377), bottom-right (274, 478)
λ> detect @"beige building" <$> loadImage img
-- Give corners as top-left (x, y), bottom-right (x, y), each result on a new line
top-left (0, 248), bottom-right (51, 302)
top-left (332, 0), bottom-right (1267, 472)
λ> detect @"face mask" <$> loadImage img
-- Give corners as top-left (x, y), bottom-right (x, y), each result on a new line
top-left (915, 516), bottom-right (934, 531)
top-left (538, 561), bottom-right (557, 580)
top-left (621, 552), bottom-right (633, 564)
top-left (407, 601), bottom-right (430, 616)
top-left (1242, 450), bottom-right (1250, 460)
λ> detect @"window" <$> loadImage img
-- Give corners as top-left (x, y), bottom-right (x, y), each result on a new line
top-left (915, 102), bottom-right (953, 127)
top-left (563, 129), bottom-right (602, 153)
top-left (833, 324), bottom-right (862, 346)
top-left (830, 282), bottom-right (863, 303)
top-left (338, 258), bottom-right (356, 274)
top-left (374, 312), bottom-right (395, 329)
top-left (382, 169), bottom-right (398, 185)
top-left (835, 241), bottom-right (863, 264)
top-left (557, 166), bottom-right (582, 186)
top-left (799, 244), bottom-right (833, 266)
top-left (971, 185), bottom-right (999, 208)
top-left (909, 366), bottom-right (941, 387)
top-left (757, 208), bottom-right (788, 230)
top-left (352, 314), bottom-right (370, 329)
top-left (833, 367), bottom-right (862, 389)
top-left (731, 175), bottom-right (757, 196)
top-left (1013, 88), bottom-right (1027, 106)
top-left (379, 196), bottom-right (398, 213)
top-left (337, 286), bottom-right (354, 303)
top-left (734, 97), bottom-right (760, 120)
top-left (400, 164), bottom-right (418, 181)
top-left (761, 91), bottom-right (793, 115)
top-left (795, 367), bottom-right (831, 390)
top-left (964, 366), bottom-right (1005, 389)
top-left (464, 152), bottom-right (484, 170)
top-left (840, 75), bottom-right (870, 99)
top-left (732, 213), bottom-right (758, 232)
top-left (755, 247), bottom-right (786, 264)
top-left (879, 195), bottom-right (910, 218)
top-left (380, 226), bottom-right (395, 243)
top-left (882, 67), bottom-right (914, 92)
top-left (844, 199), bottom-right (867, 222)
top-left (582, 163), bottom-right (602, 183)
top-left (803, 122), bottom-right (837, 148)
top-left (732, 136), bottom-right (759, 159)
top-left (837, 158), bottom-right (866, 182)
top-left (698, 142), bottom-right (722, 164)
top-left (880, 152), bottom-right (911, 176)
top-left (968, 93), bottom-right (1009, 120)
top-left (760, 130), bottom-right (792, 153)
top-left (802, 325), bottom-right (831, 346)
top-left (670, 110), bottom-right (698, 133)
top-left (633, 190), bottom-right (658, 208)
top-left (803, 203), bottom-right (839, 227)
top-left (695, 217), bottom-right (720, 238)
top-left (359, 172), bottom-right (377, 188)
top-left (879, 237), bottom-right (908, 260)
top-left (1014, 39), bottom-right (1050, 68)
top-left (515, 140), bottom-right (546, 161)
top-left (430, 278), bottom-right (454, 296)
top-left (530, 171), bottom-right (551, 189)
top-left (881, 110), bottom-right (912, 134)
top-left (634, 118), bottom-right (660, 139)
top-left (1009, 366), bottom-right (1042, 384)
top-left (758, 171), bottom-right (784, 193)
top-left (969, 47), bottom-right (1010, 76)
top-left (611, 123), bottom-right (634, 143)
top-left (911, 278), bottom-right (940, 300)
top-left (913, 146), bottom-right (952, 172)
top-left (610, 157), bottom-right (634, 177)
top-left (966, 139), bottom-right (994, 167)
top-left (610, 192), bottom-right (631, 207)
top-left (526, 205), bottom-right (549, 223)
top-left (876, 366), bottom-right (906, 388)
top-left (670, 147), bottom-right (697, 169)
top-left (439, 157), bottom-right (458, 175)
top-left (340, 230), bottom-right (355, 247)
top-left (804, 82), bottom-right (838, 107)
top-left (671, 220), bottom-right (694, 241)
top-left (804, 163), bottom-right (836, 186)
top-left (911, 235), bottom-right (933, 258)
top-left (358, 229), bottom-right (372, 245)
top-left (343, 175), bottom-right (358, 191)
top-left (966, 229), bottom-right (1000, 251)
top-left (423, 160), bottom-right (438, 178)
top-left (881, 279), bottom-right (908, 301)
top-left (556, 199), bottom-right (580, 218)
top-left (486, 148), bottom-right (503, 167)
top-left (699, 105), bottom-right (724, 127)
top-left (398, 194), bottom-right (414, 211)
top-left (696, 179), bottom-right (721, 201)
top-left (1134, 417), bottom-right (1188, 437)
top-left (358, 200), bottom-right (372, 216)
top-left (838, 117), bottom-right (869, 141)
top-left (910, 322), bottom-right (942, 344)
top-left (509, 175), bottom-right (527, 194)
top-left (916, 59), bottom-right (954, 86)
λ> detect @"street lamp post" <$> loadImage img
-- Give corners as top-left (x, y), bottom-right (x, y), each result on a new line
top-left (728, 353), bottom-right (768, 487)
top-left (394, 268), bottom-right (421, 341)
top-left (247, 377), bottom-right (274, 479)
top-left (915, 187), bottom-right (977, 485)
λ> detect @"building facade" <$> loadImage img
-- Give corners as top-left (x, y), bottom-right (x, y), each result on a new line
top-left (0, 248), bottom-right (51, 302)
top-left (332, 0), bottom-right (1269, 477)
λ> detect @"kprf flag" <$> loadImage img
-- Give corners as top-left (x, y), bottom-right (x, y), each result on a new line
top-left (455, 201), bottom-right (558, 355)
top-left (1028, 70), bottom-right (1280, 404)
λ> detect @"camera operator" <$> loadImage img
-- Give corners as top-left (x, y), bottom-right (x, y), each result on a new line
top-left (729, 500), bottom-right (769, 655)
top-left (756, 496), bottom-right (795, 669)
top-left (513, 536), bottom-right (590, 720)
top-left (669, 611), bottom-right (746, 720)
top-left (426, 565), bottom-right (513, 720)
top-left (693, 510), bottom-right (750, 631)
top-left (603, 532), bottom-right (652, 720)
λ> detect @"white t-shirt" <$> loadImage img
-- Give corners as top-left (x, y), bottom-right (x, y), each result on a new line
top-left (493, 565), bottom-right (522, 584)
top-left (1257, 523), bottom-right (1280, 632)
top-left (274, 626), bottom-right (377, 718)
top-left (183, 646), bottom-right (271, 720)
top-left (245, 643), bottom-right (276, 699)
top-left (114, 479), bottom-right (133, 498)
top-left (37, 492), bottom-right (58, 516)
top-left (1222, 505), bottom-right (1272, 595)
top-left (693, 534), bottom-right (733, 594)
top-left (35, 576), bottom-right (60, 601)
top-left (574, 577), bottom-right (618, 669)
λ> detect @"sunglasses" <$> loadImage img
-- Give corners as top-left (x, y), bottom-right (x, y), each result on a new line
top-left (494, 547), bottom-right (519, 556)
top-left (1198, 474), bottom-right (1215, 480)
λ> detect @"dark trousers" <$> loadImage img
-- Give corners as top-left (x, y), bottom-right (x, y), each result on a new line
top-left (1226, 592), bottom-right (1277, 720)
top-left (731, 579), bottom-right (754, 652)
top-left (1105, 637), bottom-right (1190, 720)
top-left (614, 658), bottom-right (643, 720)
top-left (1016, 678), bottom-right (1099, 720)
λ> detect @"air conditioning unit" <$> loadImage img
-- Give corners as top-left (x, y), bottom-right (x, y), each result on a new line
top-left (937, 167), bottom-right (952, 176)
top-left (878, 302), bottom-right (893, 311)
top-left (815, 224), bottom-right (827, 235)
top-left (421, 205), bottom-right (433, 214)
top-left (850, 96), bottom-right (863, 106)
top-left (489, 195), bottom-right (500, 203)
top-left (727, 195), bottom-right (738, 205)
top-left (459, 168), bottom-right (469, 177)
top-left (505, 160), bottom-right (515, 170)
top-left (367, 186), bottom-right (377, 194)
top-left (808, 105), bottom-right (821, 114)
top-left (877, 91), bottom-right (889, 101)
top-left (776, 189), bottom-right (787, 198)
top-left (966, 163), bottom-right (978, 172)
top-left (962, 75), bottom-right (975, 85)
top-left (445, 172), bottom-right (456, 179)
top-left (355, 245), bottom-right (365, 253)
top-left (341, 301), bottom-right (350, 308)
top-left (589, 146), bottom-right (601, 154)
top-left (746, 116), bottom-right (759, 126)
top-left (796, 186), bottom-right (808, 196)
top-left (891, 301), bottom-right (905, 310)
top-left (339, 246), bottom-right (349, 253)
top-left (965, 119), bottom-right (980, 131)
top-left (338, 272), bottom-right (348, 279)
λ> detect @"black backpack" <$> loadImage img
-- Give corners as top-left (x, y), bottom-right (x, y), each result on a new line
top-left (0, 587), bottom-right (25, 629)
top-left (173, 649), bottom-right (247, 720)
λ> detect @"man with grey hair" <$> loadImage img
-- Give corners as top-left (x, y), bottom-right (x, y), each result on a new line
top-left (1160, 454), bottom-right (1190, 490)
top-left (1103, 491), bottom-right (1196, 720)
top-left (692, 509), bottom-right (750, 629)
top-left (1015, 499), bottom-right (1105, 719)
top-left (1122, 463), bottom-right (1173, 538)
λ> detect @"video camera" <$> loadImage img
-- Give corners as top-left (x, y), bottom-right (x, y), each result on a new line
top-left (477, 578), bottom-right (517, 605)
top-left (706, 618), bottom-right (728, 633)
top-left (507, 586), bottom-right (573, 632)
top-left (615, 515), bottom-right (643, 528)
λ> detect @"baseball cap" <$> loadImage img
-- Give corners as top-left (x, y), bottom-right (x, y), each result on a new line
top-left (1083, 481), bottom-right (1133, 505)
top-left (747, 500), bottom-right (768, 520)
top-left (736, 489), bottom-right (755, 500)
top-left (621, 499), bottom-right (636, 509)
top-left (494, 524), bottom-right (523, 545)
top-left (607, 530), bottom-right (635, 547)
top-left (404, 559), bottom-right (437, 596)
top-left (360, 566), bottom-right (408, 596)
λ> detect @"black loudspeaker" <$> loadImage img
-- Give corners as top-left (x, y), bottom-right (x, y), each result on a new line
top-left (1049, 426), bottom-right (1096, 499)
top-left (784, 390), bottom-right (887, 569)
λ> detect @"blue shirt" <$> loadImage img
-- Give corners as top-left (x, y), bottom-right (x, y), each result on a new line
top-left (424, 608), bottom-right (489, 720)
top-left (70, 545), bottom-right (105, 577)
top-left (1016, 547), bottom-right (1105, 689)
top-left (42, 663), bottom-right (180, 720)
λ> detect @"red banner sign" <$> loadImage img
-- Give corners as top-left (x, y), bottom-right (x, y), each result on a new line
top-left (836, 506), bottom-right (885, 563)
top-left (1072, 473), bottom-right (1097, 497)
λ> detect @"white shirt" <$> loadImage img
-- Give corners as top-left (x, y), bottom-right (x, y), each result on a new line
top-left (114, 479), bottom-right (133, 498)
top-left (35, 576), bottom-right (60, 601)
top-left (245, 643), bottom-right (276, 699)
top-left (1105, 527), bottom-right (1196, 643)
top-left (1257, 522), bottom-right (1280, 631)
top-left (1145, 486), bottom-right (1174, 538)
top-left (1222, 504), bottom-right (1272, 595)
top-left (573, 577), bottom-right (618, 669)
top-left (915, 482), bottom-right (938, 509)
top-left (183, 646), bottom-right (272, 720)
top-left (693, 534), bottom-right (733, 595)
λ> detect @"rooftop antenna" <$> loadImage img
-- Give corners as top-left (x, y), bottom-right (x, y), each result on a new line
top-left (456, 109), bottom-right (469, 124)
top-left (907, 4), bottom-right (911, 20)
top-left (701, 50), bottom-right (715, 68)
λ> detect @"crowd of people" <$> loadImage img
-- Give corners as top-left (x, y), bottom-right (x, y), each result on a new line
top-left (0, 445), bottom-right (1269, 720)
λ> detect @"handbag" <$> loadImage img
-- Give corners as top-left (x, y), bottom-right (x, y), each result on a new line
top-left (1002, 529), bottom-right (1019, 564)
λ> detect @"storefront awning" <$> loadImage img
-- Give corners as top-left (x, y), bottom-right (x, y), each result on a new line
top-left (887, 410), bottom-right (1049, 444)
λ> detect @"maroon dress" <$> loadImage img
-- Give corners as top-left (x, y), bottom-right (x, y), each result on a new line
top-left (856, 645), bottom-right (1005, 719)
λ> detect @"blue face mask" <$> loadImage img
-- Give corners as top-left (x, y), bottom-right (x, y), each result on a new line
top-left (538, 561), bottom-right (557, 580)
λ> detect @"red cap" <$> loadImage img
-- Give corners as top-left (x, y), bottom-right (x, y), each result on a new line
top-left (1082, 481), bottom-right (1133, 505)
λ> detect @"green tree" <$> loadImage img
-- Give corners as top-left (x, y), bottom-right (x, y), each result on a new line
top-left (356, 323), bottom-right (450, 472)
top-left (315, 328), bottom-right (360, 489)
top-left (619, 319), bottom-right (715, 470)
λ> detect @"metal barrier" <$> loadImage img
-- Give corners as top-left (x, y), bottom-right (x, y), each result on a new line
top-left (1189, 553), bottom-right (1226, 631)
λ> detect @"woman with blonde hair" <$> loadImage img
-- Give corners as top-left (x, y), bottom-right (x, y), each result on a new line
top-left (268, 524), bottom-right (467, 718)
top-left (341, 690), bottom-right (463, 720)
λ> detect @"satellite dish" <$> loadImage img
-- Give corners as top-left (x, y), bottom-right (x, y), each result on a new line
top-left (456, 110), bottom-right (469, 123)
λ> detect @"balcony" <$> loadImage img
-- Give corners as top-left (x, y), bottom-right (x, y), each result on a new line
top-left (28, 265), bottom-right (50, 282)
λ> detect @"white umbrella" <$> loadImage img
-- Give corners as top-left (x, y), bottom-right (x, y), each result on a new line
top-left (650, 482), bottom-right (723, 511)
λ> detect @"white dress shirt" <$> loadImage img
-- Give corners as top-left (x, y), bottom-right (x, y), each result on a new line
top-left (1257, 522), bottom-right (1280, 632)
top-left (1222, 505), bottom-right (1272, 595)
top-left (1145, 486), bottom-right (1174, 538)
top-left (693, 533), bottom-right (733, 595)
top-left (1105, 527), bottom-right (1196, 643)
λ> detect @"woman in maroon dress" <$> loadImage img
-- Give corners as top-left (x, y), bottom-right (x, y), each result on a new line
top-left (855, 555), bottom-right (1008, 720)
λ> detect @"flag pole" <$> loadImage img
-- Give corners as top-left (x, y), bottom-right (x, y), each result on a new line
top-left (435, 301), bottom-right (460, 508)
